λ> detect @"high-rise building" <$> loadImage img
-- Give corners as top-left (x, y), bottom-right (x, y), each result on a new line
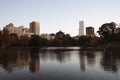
top-left (79, 21), bottom-right (84, 36)
top-left (30, 21), bottom-right (40, 35)
top-left (86, 26), bottom-right (94, 36)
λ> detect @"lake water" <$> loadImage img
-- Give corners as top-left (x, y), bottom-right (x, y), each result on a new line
top-left (0, 47), bottom-right (120, 80)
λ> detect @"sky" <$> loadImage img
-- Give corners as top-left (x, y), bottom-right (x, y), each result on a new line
top-left (0, 0), bottom-right (120, 36)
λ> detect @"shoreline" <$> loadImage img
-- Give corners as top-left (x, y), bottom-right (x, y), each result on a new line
top-left (0, 46), bottom-right (120, 52)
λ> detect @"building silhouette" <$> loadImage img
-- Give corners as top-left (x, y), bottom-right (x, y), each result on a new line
top-left (40, 33), bottom-right (55, 40)
top-left (30, 21), bottom-right (40, 35)
top-left (3, 23), bottom-right (14, 34)
top-left (56, 30), bottom-right (65, 38)
top-left (79, 21), bottom-right (84, 36)
top-left (86, 26), bottom-right (94, 36)
top-left (14, 25), bottom-right (30, 37)
top-left (3, 23), bottom-right (31, 38)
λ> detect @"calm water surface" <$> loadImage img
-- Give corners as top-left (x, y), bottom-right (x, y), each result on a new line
top-left (0, 47), bottom-right (120, 80)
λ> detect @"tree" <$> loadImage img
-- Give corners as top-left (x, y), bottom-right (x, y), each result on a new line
top-left (10, 33), bottom-right (19, 46)
top-left (2, 29), bottom-right (11, 47)
top-left (97, 22), bottom-right (116, 43)
top-left (78, 36), bottom-right (90, 46)
top-left (91, 36), bottom-right (101, 46)
top-left (0, 31), bottom-right (2, 46)
top-left (29, 35), bottom-right (42, 47)
top-left (19, 35), bottom-right (29, 46)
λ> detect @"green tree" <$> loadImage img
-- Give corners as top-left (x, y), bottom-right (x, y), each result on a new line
top-left (19, 35), bottom-right (29, 46)
top-left (2, 29), bottom-right (11, 47)
top-left (29, 35), bottom-right (42, 47)
top-left (78, 36), bottom-right (89, 46)
top-left (91, 36), bottom-right (101, 46)
top-left (97, 22), bottom-right (116, 43)
top-left (0, 31), bottom-right (2, 46)
top-left (10, 33), bottom-right (19, 46)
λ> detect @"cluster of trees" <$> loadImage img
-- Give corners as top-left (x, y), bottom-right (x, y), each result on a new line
top-left (97, 22), bottom-right (120, 45)
top-left (77, 35), bottom-right (100, 47)
top-left (0, 29), bottom-right (29, 47)
top-left (49, 34), bottom-right (77, 46)
top-left (0, 22), bottom-right (120, 48)
top-left (0, 29), bottom-right (48, 47)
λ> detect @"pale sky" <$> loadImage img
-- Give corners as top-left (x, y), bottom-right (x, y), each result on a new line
top-left (0, 0), bottom-right (120, 36)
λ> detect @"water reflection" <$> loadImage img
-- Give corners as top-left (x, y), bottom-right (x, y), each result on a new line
top-left (101, 50), bottom-right (120, 72)
top-left (29, 48), bottom-right (40, 73)
top-left (0, 48), bottom-right (120, 73)
top-left (79, 52), bottom-right (87, 71)
top-left (0, 47), bottom-right (120, 80)
top-left (79, 51), bottom-right (96, 72)
top-left (0, 48), bottom-right (40, 73)
top-left (40, 49), bottom-right (71, 63)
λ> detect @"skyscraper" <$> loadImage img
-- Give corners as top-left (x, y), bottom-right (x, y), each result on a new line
top-left (86, 26), bottom-right (94, 36)
top-left (79, 21), bottom-right (84, 36)
top-left (30, 21), bottom-right (40, 35)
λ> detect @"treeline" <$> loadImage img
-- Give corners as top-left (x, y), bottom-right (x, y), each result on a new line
top-left (0, 29), bottom-right (100, 48)
top-left (0, 22), bottom-right (120, 48)
top-left (0, 29), bottom-right (47, 47)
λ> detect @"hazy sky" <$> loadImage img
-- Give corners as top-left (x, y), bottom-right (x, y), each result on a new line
top-left (0, 0), bottom-right (120, 36)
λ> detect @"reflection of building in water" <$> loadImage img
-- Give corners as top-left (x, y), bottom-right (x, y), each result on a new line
top-left (16, 53), bottom-right (30, 68)
top-left (29, 50), bottom-right (40, 73)
top-left (79, 51), bottom-right (96, 72)
top-left (79, 53), bottom-right (87, 71)
top-left (29, 55), bottom-right (40, 73)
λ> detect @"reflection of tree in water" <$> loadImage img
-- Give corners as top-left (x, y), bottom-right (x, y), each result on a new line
top-left (40, 49), bottom-right (71, 63)
top-left (101, 51), bottom-right (120, 72)
top-left (79, 50), bottom-right (96, 72)
top-left (39, 49), bottom-right (48, 61)
top-left (86, 51), bottom-right (96, 66)
top-left (0, 50), bottom-right (17, 72)
top-left (0, 48), bottom-right (40, 73)
top-left (55, 51), bottom-right (66, 63)
top-left (29, 48), bottom-right (40, 73)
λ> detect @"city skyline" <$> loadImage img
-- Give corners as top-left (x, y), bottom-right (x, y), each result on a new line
top-left (2, 21), bottom-right (94, 37)
top-left (1, 0), bottom-right (120, 36)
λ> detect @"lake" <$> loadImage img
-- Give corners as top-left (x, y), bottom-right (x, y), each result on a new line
top-left (0, 47), bottom-right (120, 80)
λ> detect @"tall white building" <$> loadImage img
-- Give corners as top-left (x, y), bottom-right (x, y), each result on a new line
top-left (79, 21), bottom-right (84, 36)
